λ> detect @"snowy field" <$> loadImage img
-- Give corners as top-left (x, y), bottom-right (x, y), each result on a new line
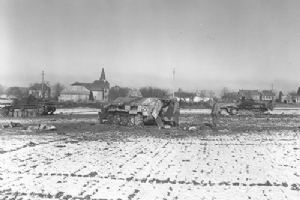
top-left (270, 107), bottom-right (300, 115)
top-left (180, 107), bottom-right (300, 115)
top-left (55, 107), bottom-right (212, 115)
top-left (55, 107), bottom-right (102, 115)
top-left (55, 107), bottom-right (300, 115)
top-left (0, 129), bottom-right (299, 200)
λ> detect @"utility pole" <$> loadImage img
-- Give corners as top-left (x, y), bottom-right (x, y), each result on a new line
top-left (42, 70), bottom-right (45, 99)
top-left (172, 67), bottom-right (175, 98)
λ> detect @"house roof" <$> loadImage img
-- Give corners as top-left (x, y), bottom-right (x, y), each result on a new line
top-left (261, 90), bottom-right (275, 96)
top-left (29, 83), bottom-right (50, 91)
top-left (70, 68), bottom-right (110, 91)
top-left (72, 80), bottom-right (109, 91)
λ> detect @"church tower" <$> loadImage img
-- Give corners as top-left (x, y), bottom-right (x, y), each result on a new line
top-left (100, 68), bottom-right (106, 81)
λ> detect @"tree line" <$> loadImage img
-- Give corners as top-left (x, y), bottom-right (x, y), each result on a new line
top-left (0, 83), bottom-right (64, 100)
top-left (108, 86), bottom-right (170, 101)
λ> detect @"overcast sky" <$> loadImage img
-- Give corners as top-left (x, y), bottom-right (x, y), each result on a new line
top-left (0, 0), bottom-right (299, 92)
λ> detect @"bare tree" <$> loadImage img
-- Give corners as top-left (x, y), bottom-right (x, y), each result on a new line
top-left (52, 83), bottom-right (65, 100)
top-left (6, 87), bottom-right (28, 98)
top-left (139, 87), bottom-right (168, 98)
top-left (198, 90), bottom-right (207, 98)
top-left (207, 90), bottom-right (215, 98)
top-left (220, 87), bottom-right (230, 97)
top-left (288, 91), bottom-right (297, 96)
top-left (108, 86), bottom-right (130, 101)
top-left (0, 84), bottom-right (5, 95)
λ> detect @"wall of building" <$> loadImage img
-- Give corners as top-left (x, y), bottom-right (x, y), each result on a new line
top-left (29, 90), bottom-right (42, 98)
top-left (92, 90), bottom-right (109, 102)
top-left (293, 96), bottom-right (300, 103)
top-left (261, 96), bottom-right (273, 101)
top-left (252, 95), bottom-right (260, 101)
top-left (59, 86), bottom-right (90, 102)
top-left (59, 94), bottom-right (89, 102)
top-left (92, 91), bottom-right (104, 101)
top-left (29, 90), bottom-right (50, 98)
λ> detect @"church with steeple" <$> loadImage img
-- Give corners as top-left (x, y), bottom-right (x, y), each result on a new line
top-left (59, 68), bottom-right (110, 102)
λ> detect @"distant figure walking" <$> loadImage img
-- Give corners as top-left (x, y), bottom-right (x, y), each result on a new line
top-left (210, 99), bottom-right (219, 128)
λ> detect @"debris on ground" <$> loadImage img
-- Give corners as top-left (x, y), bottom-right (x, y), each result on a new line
top-left (1, 122), bottom-right (23, 128)
top-left (10, 122), bottom-right (23, 127)
top-left (203, 122), bottom-right (215, 129)
top-left (28, 141), bottom-right (37, 147)
top-left (2, 124), bottom-right (10, 128)
top-left (26, 124), bottom-right (57, 132)
top-left (55, 144), bottom-right (66, 148)
top-left (188, 126), bottom-right (197, 131)
top-left (164, 125), bottom-right (171, 129)
top-left (181, 122), bottom-right (216, 132)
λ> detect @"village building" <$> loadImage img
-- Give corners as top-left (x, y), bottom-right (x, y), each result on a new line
top-left (278, 91), bottom-right (297, 104)
top-left (193, 96), bottom-right (211, 103)
top-left (238, 90), bottom-right (260, 101)
top-left (221, 92), bottom-right (239, 102)
top-left (4, 87), bottom-right (29, 99)
top-left (279, 87), bottom-right (300, 104)
top-left (28, 84), bottom-right (51, 99)
top-left (291, 88), bottom-right (300, 103)
top-left (293, 87), bottom-right (300, 103)
top-left (260, 90), bottom-right (275, 101)
top-left (59, 68), bottom-right (110, 102)
top-left (291, 94), bottom-right (300, 103)
top-left (58, 86), bottom-right (90, 102)
top-left (282, 94), bottom-right (293, 103)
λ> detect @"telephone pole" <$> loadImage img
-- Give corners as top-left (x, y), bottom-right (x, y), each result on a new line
top-left (172, 68), bottom-right (175, 98)
top-left (42, 70), bottom-right (45, 99)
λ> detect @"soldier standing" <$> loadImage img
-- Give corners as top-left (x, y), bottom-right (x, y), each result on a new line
top-left (210, 99), bottom-right (219, 128)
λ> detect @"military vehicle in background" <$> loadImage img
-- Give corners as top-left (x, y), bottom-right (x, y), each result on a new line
top-left (216, 99), bottom-right (273, 115)
top-left (98, 96), bottom-right (180, 128)
top-left (0, 96), bottom-right (56, 117)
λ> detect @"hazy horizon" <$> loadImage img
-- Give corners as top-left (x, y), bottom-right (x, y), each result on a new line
top-left (1, 0), bottom-right (300, 92)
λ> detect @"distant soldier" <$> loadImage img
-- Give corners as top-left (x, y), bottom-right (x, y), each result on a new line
top-left (210, 99), bottom-right (220, 128)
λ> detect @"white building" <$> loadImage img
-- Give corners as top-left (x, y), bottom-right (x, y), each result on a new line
top-left (59, 85), bottom-right (90, 102)
top-left (59, 68), bottom-right (110, 102)
top-left (193, 96), bottom-right (211, 103)
top-left (260, 90), bottom-right (275, 101)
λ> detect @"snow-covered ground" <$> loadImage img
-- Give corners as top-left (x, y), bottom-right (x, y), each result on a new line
top-left (181, 107), bottom-right (300, 115)
top-left (270, 107), bottom-right (300, 115)
top-left (180, 108), bottom-right (211, 114)
top-left (55, 107), bottom-right (300, 116)
top-left (55, 107), bottom-right (101, 115)
top-left (54, 107), bottom-right (212, 115)
top-left (0, 131), bottom-right (299, 199)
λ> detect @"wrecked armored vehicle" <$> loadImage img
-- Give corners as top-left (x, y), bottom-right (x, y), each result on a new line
top-left (216, 99), bottom-right (273, 115)
top-left (98, 97), bottom-right (180, 128)
top-left (0, 96), bottom-right (56, 117)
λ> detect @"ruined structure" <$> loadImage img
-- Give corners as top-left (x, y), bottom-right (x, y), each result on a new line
top-left (99, 97), bottom-right (180, 128)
